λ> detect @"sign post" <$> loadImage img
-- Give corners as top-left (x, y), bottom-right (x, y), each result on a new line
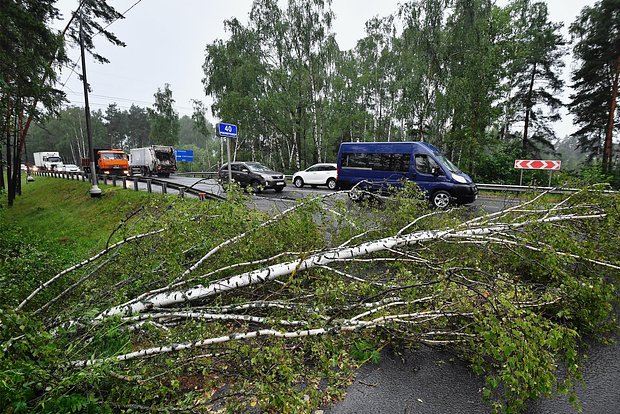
top-left (216, 123), bottom-right (238, 189)
top-left (514, 159), bottom-right (561, 186)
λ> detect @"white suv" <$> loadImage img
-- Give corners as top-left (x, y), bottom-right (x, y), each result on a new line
top-left (292, 163), bottom-right (337, 190)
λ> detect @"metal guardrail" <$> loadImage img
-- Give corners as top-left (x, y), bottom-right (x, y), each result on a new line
top-left (176, 171), bottom-right (219, 179)
top-left (177, 171), bottom-right (293, 180)
top-left (476, 183), bottom-right (616, 194)
top-left (33, 171), bottom-right (616, 197)
top-left (33, 171), bottom-right (225, 201)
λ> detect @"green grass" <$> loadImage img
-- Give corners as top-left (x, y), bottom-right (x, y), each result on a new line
top-left (1, 176), bottom-right (177, 258)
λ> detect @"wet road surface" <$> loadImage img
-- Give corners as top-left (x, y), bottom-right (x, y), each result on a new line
top-left (323, 322), bottom-right (619, 414)
top-left (168, 176), bottom-right (619, 413)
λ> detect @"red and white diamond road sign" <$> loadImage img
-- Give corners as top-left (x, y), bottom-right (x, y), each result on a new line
top-left (514, 159), bottom-right (561, 170)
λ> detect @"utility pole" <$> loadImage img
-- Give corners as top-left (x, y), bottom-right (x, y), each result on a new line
top-left (603, 56), bottom-right (620, 174)
top-left (79, 14), bottom-right (102, 197)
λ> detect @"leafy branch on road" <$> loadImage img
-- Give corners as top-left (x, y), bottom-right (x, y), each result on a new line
top-left (2, 186), bottom-right (619, 413)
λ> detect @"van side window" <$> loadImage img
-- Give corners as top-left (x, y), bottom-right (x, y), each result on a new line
top-left (343, 153), bottom-right (370, 169)
top-left (415, 154), bottom-right (441, 174)
top-left (343, 153), bottom-right (409, 172)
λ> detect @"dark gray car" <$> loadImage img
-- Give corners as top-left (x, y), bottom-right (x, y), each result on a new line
top-left (218, 161), bottom-right (286, 193)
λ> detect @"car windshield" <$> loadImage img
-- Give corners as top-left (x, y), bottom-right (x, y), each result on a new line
top-left (433, 152), bottom-right (461, 174)
top-left (245, 162), bottom-right (271, 172)
top-left (47, 157), bottom-right (62, 162)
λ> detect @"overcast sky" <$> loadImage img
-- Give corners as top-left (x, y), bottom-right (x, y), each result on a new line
top-left (55, 0), bottom-right (591, 139)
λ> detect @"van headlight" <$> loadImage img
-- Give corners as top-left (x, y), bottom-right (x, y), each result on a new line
top-left (452, 174), bottom-right (467, 184)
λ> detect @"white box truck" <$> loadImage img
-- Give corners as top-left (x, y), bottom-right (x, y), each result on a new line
top-left (33, 152), bottom-right (64, 171)
top-left (129, 145), bottom-right (177, 177)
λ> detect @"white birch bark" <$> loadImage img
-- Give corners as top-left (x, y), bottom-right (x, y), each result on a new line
top-left (97, 213), bottom-right (605, 319)
top-left (77, 310), bottom-right (469, 367)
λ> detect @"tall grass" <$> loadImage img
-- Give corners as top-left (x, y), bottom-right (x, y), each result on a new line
top-left (2, 176), bottom-right (174, 257)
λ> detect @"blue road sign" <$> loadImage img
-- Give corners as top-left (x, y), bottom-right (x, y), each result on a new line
top-left (174, 149), bottom-right (194, 162)
top-left (217, 122), bottom-right (238, 138)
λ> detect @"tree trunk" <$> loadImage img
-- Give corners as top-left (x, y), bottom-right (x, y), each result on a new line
top-left (6, 112), bottom-right (14, 207)
top-left (0, 97), bottom-right (10, 192)
top-left (603, 56), bottom-right (619, 173)
top-left (523, 63), bottom-right (537, 156)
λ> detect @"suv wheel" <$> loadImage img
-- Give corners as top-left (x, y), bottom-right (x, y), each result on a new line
top-left (250, 180), bottom-right (263, 193)
top-left (294, 177), bottom-right (304, 188)
top-left (327, 178), bottom-right (337, 190)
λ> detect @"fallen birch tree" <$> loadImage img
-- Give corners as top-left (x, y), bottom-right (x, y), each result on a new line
top-left (3, 186), bottom-right (619, 413)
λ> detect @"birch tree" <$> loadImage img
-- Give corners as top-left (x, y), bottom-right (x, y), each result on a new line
top-left (148, 84), bottom-right (180, 146)
top-left (5, 185), bottom-right (619, 413)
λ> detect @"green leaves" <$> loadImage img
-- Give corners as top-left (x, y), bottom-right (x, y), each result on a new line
top-left (470, 309), bottom-right (582, 414)
top-left (350, 340), bottom-right (382, 364)
top-left (147, 84), bottom-right (180, 146)
top-left (568, 0), bottom-right (620, 170)
top-left (3, 179), bottom-right (620, 413)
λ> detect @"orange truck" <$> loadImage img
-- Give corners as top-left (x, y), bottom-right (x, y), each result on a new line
top-left (81, 149), bottom-right (130, 175)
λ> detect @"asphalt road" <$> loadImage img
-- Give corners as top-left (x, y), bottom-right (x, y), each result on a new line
top-left (323, 327), bottom-right (620, 414)
top-left (164, 175), bottom-right (521, 214)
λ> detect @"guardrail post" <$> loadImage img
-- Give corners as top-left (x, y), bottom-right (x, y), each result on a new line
top-left (179, 188), bottom-right (184, 199)
top-left (162, 182), bottom-right (167, 194)
top-left (147, 179), bottom-right (152, 193)
top-left (112, 176), bottom-right (117, 187)
top-left (122, 176), bottom-right (127, 189)
top-left (133, 179), bottom-right (139, 191)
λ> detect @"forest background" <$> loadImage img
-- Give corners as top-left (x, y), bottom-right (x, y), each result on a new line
top-left (3, 0), bottom-right (620, 196)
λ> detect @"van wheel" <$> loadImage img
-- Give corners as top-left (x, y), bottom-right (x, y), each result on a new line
top-left (294, 177), bottom-right (304, 188)
top-left (327, 178), bottom-right (337, 190)
top-left (432, 190), bottom-right (451, 209)
top-left (349, 188), bottom-right (364, 202)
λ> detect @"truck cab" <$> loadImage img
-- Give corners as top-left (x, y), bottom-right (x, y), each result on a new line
top-left (33, 152), bottom-right (64, 171)
top-left (81, 149), bottom-right (129, 175)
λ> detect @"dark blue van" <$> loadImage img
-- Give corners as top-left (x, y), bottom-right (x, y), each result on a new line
top-left (336, 141), bottom-right (478, 208)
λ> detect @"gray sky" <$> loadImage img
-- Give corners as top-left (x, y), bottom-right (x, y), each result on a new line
top-left (55, 0), bottom-right (591, 138)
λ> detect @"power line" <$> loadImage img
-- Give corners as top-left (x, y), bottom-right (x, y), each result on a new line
top-left (58, 0), bottom-right (144, 91)
top-left (64, 91), bottom-right (197, 112)
top-left (62, 100), bottom-right (196, 116)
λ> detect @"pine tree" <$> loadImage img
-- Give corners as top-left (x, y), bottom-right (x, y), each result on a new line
top-left (507, 0), bottom-right (565, 158)
top-left (569, 0), bottom-right (620, 171)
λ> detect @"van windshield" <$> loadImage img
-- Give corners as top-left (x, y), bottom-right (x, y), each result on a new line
top-left (434, 152), bottom-right (461, 173)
